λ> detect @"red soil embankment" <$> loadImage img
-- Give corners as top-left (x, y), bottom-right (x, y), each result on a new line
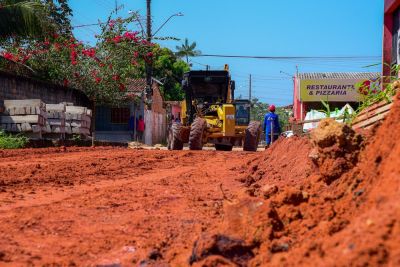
top-left (191, 93), bottom-right (400, 267)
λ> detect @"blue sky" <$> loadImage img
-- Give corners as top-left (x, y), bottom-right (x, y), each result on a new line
top-left (70, 0), bottom-right (384, 106)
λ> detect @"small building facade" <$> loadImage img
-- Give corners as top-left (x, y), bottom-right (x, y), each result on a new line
top-left (95, 79), bottom-right (167, 145)
top-left (165, 101), bottom-right (182, 121)
top-left (293, 72), bottom-right (380, 120)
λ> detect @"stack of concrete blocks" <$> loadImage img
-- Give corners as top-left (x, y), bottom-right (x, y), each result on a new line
top-left (0, 99), bottom-right (47, 139)
top-left (44, 103), bottom-right (66, 140)
top-left (65, 105), bottom-right (92, 138)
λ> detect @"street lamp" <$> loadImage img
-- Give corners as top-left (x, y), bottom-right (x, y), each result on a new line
top-left (128, 10), bottom-right (183, 109)
top-left (127, 11), bottom-right (183, 39)
top-left (152, 12), bottom-right (184, 37)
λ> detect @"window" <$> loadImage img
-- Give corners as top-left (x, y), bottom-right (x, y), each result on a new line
top-left (111, 108), bottom-right (130, 124)
top-left (392, 8), bottom-right (400, 64)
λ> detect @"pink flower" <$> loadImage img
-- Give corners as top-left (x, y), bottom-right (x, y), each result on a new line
top-left (123, 31), bottom-right (138, 40)
top-left (2, 52), bottom-right (14, 61)
top-left (22, 54), bottom-right (31, 63)
top-left (119, 83), bottom-right (126, 91)
top-left (82, 48), bottom-right (96, 58)
top-left (133, 51), bottom-right (139, 58)
top-left (70, 50), bottom-right (78, 63)
top-left (108, 20), bottom-right (116, 28)
top-left (112, 75), bottom-right (120, 81)
top-left (95, 77), bottom-right (102, 83)
top-left (147, 52), bottom-right (153, 58)
top-left (43, 39), bottom-right (50, 46)
top-left (63, 79), bottom-right (69, 87)
top-left (112, 35), bottom-right (122, 44)
top-left (54, 43), bottom-right (61, 51)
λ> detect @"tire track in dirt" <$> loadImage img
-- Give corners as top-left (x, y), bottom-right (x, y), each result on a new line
top-left (0, 148), bottom-right (252, 266)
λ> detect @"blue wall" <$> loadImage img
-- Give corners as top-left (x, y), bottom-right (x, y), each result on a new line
top-left (95, 102), bottom-right (144, 132)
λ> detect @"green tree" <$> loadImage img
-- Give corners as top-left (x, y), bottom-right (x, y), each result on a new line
top-left (175, 38), bottom-right (201, 63)
top-left (44, 0), bottom-right (73, 35)
top-left (0, 0), bottom-right (51, 39)
top-left (152, 46), bottom-right (189, 100)
top-left (251, 98), bottom-right (269, 122)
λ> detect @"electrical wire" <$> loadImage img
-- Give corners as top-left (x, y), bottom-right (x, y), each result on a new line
top-left (198, 54), bottom-right (380, 60)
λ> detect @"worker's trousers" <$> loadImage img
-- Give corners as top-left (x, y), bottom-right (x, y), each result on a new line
top-left (266, 133), bottom-right (279, 145)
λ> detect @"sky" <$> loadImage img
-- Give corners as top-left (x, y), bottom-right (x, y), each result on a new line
top-left (69, 0), bottom-right (384, 106)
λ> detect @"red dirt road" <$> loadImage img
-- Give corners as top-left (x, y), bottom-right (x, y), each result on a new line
top-left (0, 148), bottom-right (252, 266)
top-left (1, 94), bottom-right (400, 266)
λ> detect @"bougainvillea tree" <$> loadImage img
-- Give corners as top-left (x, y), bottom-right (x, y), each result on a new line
top-left (0, 16), bottom-right (155, 105)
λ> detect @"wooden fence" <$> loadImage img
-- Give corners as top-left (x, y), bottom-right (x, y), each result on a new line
top-left (287, 97), bottom-right (394, 133)
top-left (352, 99), bottom-right (394, 130)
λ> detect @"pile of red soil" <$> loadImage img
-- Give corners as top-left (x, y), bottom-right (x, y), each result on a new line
top-left (236, 136), bottom-right (313, 198)
top-left (191, 93), bottom-right (400, 266)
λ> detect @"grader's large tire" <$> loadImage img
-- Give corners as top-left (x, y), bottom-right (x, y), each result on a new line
top-left (189, 118), bottom-right (206, 150)
top-left (168, 123), bottom-right (184, 150)
top-left (243, 121), bottom-right (261, 152)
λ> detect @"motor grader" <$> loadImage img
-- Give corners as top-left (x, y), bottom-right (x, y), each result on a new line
top-left (167, 65), bottom-right (261, 151)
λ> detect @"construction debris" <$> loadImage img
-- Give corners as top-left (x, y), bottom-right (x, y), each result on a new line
top-left (0, 99), bottom-right (91, 140)
top-left (65, 105), bottom-right (92, 138)
top-left (0, 99), bottom-right (46, 139)
top-left (44, 103), bottom-right (66, 139)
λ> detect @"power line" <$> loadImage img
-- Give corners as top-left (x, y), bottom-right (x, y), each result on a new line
top-left (73, 22), bottom-right (106, 29)
top-left (198, 54), bottom-right (380, 60)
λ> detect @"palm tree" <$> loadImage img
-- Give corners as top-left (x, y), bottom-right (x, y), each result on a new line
top-left (175, 38), bottom-right (201, 63)
top-left (0, 0), bottom-right (51, 39)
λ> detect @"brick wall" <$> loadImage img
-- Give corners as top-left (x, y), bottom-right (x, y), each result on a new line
top-left (151, 84), bottom-right (166, 114)
top-left (0, 71), bottom-right (90, 107)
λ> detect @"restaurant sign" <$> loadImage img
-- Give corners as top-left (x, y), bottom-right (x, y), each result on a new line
top-left (299, 79), bottom-right (366, 102)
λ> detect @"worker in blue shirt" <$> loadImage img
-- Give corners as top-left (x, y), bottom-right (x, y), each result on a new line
top-left (263, 105), bottom-right (281, 147)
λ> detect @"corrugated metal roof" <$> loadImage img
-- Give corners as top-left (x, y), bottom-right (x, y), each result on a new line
top-left (127, 78), bottom-right (146, 93)
top-left (297, 72), bottom-right (380, 80)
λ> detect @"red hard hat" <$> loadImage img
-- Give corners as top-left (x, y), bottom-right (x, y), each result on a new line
top-left (269, 105), bottom-right (276, 112)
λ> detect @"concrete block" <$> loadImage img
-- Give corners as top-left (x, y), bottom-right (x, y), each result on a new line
top-left (51, 126), bottom-right (65, 133)
top-left (66, 106), bottom-right (87, 114)
top-left (46, 119), bottom-right (65, 127)
top-left (60, 102), bottom-right (74, 106)
top-left (21, 123), bottom-right (32, 132)
top-left (65, 113), bottom-right (81, 120)
top-left (4, 99), bottom-right (44, 108)
top-left (0, 115), bottom-right (44, 124)
top-left (46, 104), bottom-right (66, 112)
top-left (65, 126), bottom-right (72, 134)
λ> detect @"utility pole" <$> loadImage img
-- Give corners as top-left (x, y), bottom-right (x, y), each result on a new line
top-left (145, 0), bottom-right (153, 108)
top-left (249, 74), bottom-right (252, 120)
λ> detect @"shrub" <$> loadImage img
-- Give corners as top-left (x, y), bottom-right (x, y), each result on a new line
top-left (0, 130), bottom-right (28, 149)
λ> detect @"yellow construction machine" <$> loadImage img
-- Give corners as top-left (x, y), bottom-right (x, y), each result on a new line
top-left (167, 65), bottom-right (261, 151)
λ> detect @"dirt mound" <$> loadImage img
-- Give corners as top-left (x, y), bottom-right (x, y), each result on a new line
top-left (192, 92), bottom-right (400, 266)
top-left (310, 118), bottom-right (363, 184)
top-left (238, 136), bottom-right (313, 198)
